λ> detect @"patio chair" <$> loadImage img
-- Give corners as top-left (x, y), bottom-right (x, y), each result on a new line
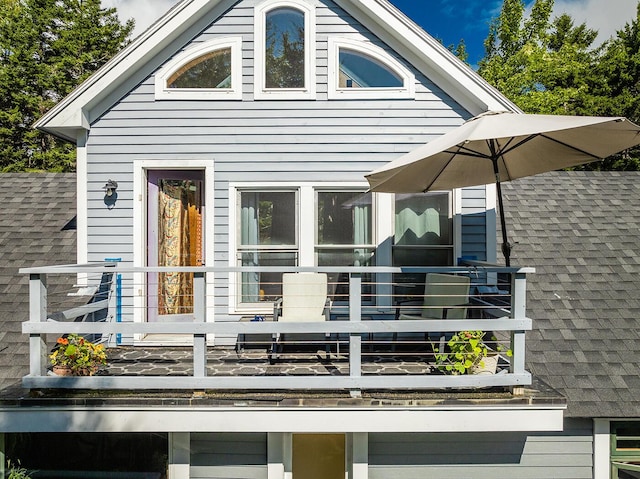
top-left (394, 273), bottom-right (471, 353)
top-left (268, 272), bottom-right (330, 364)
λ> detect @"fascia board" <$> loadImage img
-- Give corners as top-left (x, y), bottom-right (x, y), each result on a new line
top-left (34, 0), bottom-right (227, 137)
top-left (338, 0), bottom-right (522, 115)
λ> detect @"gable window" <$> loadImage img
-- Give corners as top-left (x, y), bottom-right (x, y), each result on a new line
top-left (155, 37), bottom-right (242, 100)
top-left (328, 38), bottom-right (415, 99)
top-left (255, 0), bottom-right (316, 99)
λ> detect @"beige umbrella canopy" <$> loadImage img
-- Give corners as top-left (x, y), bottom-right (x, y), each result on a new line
top-left (366, 111), bottom-right (640, 265)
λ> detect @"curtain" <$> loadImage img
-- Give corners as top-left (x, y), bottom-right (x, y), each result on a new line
top-left (241, 194), bottom-right (260, 302)
top-left (158, 181), bottom-right (200, 315)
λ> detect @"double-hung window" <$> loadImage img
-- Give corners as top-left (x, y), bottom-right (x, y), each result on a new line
top-left (237, 190), bottom-right (298, 304)
top-left (316, 191), bottom-right (375, 302)
top-left (393, 192), bottom-right (453, 295)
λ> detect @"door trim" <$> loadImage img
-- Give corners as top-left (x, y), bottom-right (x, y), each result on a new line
top-left (133, 159), bottom-right (215, 341)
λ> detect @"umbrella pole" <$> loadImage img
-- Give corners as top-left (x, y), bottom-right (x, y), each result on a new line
top-left (493, 159), bottom-right (512, 267)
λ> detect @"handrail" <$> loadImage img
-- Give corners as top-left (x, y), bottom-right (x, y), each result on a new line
top-left (22, 264), bottom-right (532, 393)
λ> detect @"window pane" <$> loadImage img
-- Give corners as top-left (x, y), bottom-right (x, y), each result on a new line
top-left (240, 251), bottom-right (297, 302)
top-left (265, 7), bottom-right (305, 88)
top-left (339, 49), bottom-right (403, 88)
top-left (317, 248), bottom-right (374, 303)
top-left (395, 192), bottom-right (451, 246)
top-left (317, 192), bottom-right (372, 245)
top-left (240, 191), bottom-right (296, 246)
top-left (168, 48), bottom-right (232, 88)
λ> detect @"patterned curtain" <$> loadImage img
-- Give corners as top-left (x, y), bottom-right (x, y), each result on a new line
top-left (158, 181), bottom-right (201, 316)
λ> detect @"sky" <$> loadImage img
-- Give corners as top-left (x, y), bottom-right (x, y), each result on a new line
top-left (102, 0), bottom-right (638, 67)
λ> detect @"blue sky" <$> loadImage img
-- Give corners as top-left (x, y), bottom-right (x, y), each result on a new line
top-left (104, 0), bottom-right (637, 67)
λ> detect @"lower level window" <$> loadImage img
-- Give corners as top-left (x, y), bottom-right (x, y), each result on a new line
top-left (611, 422), bottom-right (640, 478)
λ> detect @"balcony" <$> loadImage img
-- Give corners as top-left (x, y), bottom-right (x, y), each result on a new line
top-left (21, 263), bottom-right (534, 393)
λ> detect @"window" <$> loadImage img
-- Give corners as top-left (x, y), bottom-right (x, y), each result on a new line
top-left (328, 38), bottom-right (415, 99)
top-left (237, 190), bottom-right (298, 304)
top-left (254, 0), bottom-right (316, 99)
top-left (316, 191), bottom-right (375, 302)
top-left (155, 37), bottom-right (242, 100)
top-left (393, 192), bottom-right (453, 295)
top-left (611, 422), bottom-right (640, 478)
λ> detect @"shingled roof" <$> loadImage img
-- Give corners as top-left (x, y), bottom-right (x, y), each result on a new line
top-left (503, 171), bottom-right (640, 418)
top-left (0, 173), bottom-right (76, 395)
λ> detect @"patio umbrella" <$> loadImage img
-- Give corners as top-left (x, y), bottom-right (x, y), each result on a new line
top-left (366, 111), bottom-right (640, 266)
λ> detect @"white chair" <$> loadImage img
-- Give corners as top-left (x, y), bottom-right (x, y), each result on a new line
top-left (268, 273), bottom-right (330, 363)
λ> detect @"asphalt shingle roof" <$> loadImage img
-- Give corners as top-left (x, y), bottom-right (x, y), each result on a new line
top-left (0, 173), bottom-right (76, 394)
top-left (502, 171), bottom-right (640, 418)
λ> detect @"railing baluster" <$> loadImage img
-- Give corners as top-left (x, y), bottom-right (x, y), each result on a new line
top-left (29, 273), bottom-right (48, 377)
top-left (193, 271), bottom-right (207, 378)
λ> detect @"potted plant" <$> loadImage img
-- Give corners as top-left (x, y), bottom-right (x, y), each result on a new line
top-left (49, 333), bottom-right (107, 376)
top-left (7, 460), bottom-right (31, 479)
top-left (434, 330), bottom-right (511, 375)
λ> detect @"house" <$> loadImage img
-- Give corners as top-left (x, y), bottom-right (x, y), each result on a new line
top-left (1, 0), bottom-right (634, 477)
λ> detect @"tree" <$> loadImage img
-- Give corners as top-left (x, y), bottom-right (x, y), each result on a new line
top-left (478, 0), bottom-right (640, 170)
top-left (0, 0), bottom-right (133, 172)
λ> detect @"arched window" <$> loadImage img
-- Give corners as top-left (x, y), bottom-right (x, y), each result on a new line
top-left (328, 38), bottom-right (415, 99)
top-left (255, 0), bottom-right (315, 99)
top-left (155, 37), bottom-right (242, 100)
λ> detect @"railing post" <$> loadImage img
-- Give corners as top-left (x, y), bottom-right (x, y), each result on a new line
top-left (510, 269), bottom-right (527, 394)
top-left (29, 273), bottom-right (48, 377)
top-left (349, 273), bottom-right (362, 397)
top-left (193, 271), bottom-right (207, 378)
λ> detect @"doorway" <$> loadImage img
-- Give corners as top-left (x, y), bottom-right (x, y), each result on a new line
top-left (147, 170), bottom-right (204, 322)
top-left (292, 434), bottom-right (345, 479)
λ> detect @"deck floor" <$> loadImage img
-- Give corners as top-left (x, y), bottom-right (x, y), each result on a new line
top-left (102, 342), bottom-right (441, 377)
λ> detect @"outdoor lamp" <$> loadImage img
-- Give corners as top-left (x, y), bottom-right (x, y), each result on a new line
top-left (103, 179), bottom-right (118, 197)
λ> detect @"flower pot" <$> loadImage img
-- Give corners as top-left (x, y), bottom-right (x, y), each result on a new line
top-left (52, 365), bottom-right (73, 376)
top-left (52, 365), bottom-right (99, 376)
top-left (471, 353), bottom-right (499, 375)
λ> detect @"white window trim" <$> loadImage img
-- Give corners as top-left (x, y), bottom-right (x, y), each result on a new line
top-left (328, 37), bottom-right (415, 100)
top-left (254, 0), bottom-right (316, 100)
top-left (228, 182), bottom-right (369, 314)
top-left (155, 37), bottom-right (243, 100)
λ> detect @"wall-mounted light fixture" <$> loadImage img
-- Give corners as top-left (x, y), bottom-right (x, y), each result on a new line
top-left (103, 179), bottom-right (118, 197)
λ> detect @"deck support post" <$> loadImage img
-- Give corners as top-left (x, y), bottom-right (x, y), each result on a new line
top-left (193, 271), bottom-right (207, 378)
top-left (29, 273), bottom-right (48, 377)
top-left (349, 273), bottom-right (362, 397)
top-left (510, 270), bottom-right (527, 395)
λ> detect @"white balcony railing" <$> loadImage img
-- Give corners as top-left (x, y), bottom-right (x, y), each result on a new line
top-left (21, 263), bottom-right (533, 393)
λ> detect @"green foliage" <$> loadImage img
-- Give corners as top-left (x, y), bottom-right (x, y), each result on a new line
top-left (479, 0), bottom-right (640, 170)
top-left (434, 330), bottom-right (512, 375)
top-left (0, 0), bottom-right (133, 172)
top-left (50, 333), bottom-right (107, 375)
top-left (6, 460), bottom-right (31, 479)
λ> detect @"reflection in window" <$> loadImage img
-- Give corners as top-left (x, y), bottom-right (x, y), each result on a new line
top-left (265, 7), bottom-right (305, 88)
top-left (317, 191), bottom-right (374, 302)
top-left (339, 49), bottom-right (403, 88)
top-left (168, 48), bottom-right (232, 89)
top-left (393, 192), bottom-right (453, 296)
top-left (239, 191), bottom-right (297, 303)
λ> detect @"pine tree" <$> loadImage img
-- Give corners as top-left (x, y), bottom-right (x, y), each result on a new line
top-left (0, 0), bottom-right (133, 171)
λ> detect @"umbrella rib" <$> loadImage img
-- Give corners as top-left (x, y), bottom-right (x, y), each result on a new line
top-left (537, 133), bottom-right (604, 159)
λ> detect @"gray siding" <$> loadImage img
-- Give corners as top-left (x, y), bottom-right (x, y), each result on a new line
top-left (191, 432), bottom-right (267, 479)
top-left (84, 0), bottom-right (485, 325)
top-left (369, 418), bottom-right (593, 479)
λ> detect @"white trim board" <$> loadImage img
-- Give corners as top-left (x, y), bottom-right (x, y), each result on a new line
top-left (0, 406), bottom-right (565, 433)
